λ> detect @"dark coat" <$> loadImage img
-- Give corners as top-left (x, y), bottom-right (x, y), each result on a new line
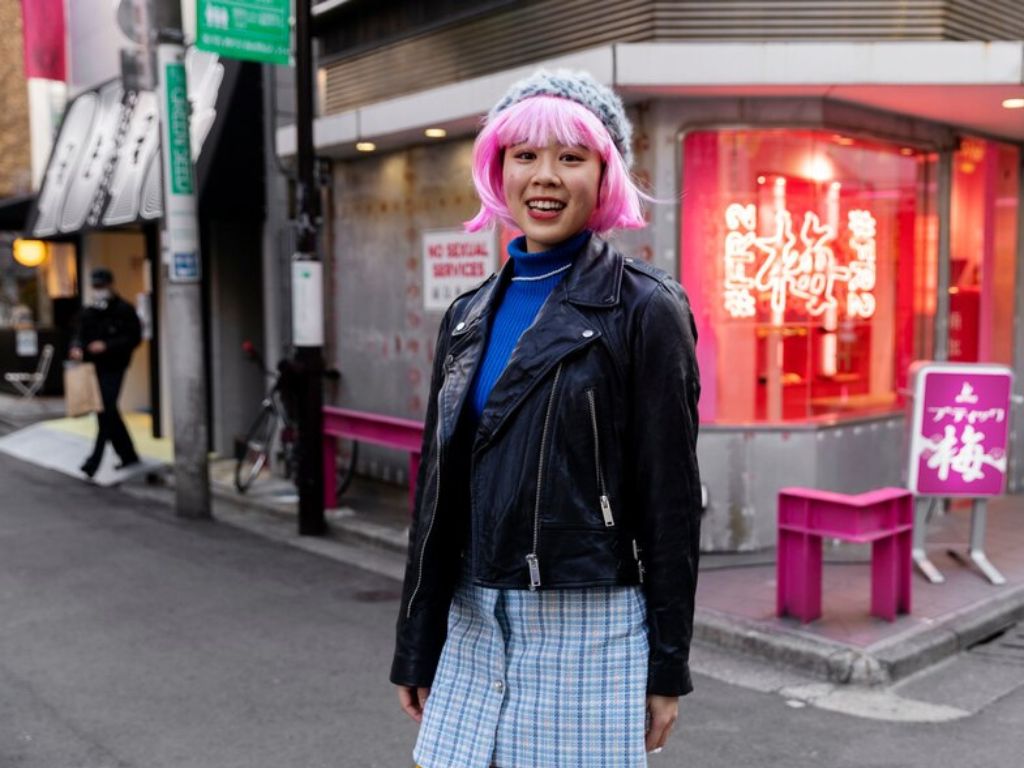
top-left (72, 294), bottom-right (142, 373)
top-left (390, 236), bottom-right (702, 697)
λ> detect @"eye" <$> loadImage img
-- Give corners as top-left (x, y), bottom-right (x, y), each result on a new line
top-left (560, 151), bottom-right (588, 163)
top-left (512, 149), bottom-right (536, 161)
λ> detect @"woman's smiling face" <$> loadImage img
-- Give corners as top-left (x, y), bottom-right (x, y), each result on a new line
top-left (502, 142), bottom-right (602, 252)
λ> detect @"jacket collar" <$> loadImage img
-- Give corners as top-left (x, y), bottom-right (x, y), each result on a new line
top-left (440, 235), bottom-right (622, 446)
top-left (452, 234), bottom-right (622, 340)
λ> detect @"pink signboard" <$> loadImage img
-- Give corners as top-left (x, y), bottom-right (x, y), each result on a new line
top-left (908, 363), bottom-right (1013, 497)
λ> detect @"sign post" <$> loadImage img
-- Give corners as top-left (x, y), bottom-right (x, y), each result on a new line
top-left (196, 0), bottom-right (292, 65)
top-left (907, 362), bottom-right (1013, 584)
top-left (152, 0), bottom-right (210, 519)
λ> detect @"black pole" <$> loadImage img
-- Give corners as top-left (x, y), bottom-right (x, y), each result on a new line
top-left (293, 0), bottom-right (326, 535)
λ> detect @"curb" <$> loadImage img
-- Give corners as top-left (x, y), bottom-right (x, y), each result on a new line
top-left (695, 582), bottom-right (1024, 686)
top-left (208, 479), bottom-right (410, 554)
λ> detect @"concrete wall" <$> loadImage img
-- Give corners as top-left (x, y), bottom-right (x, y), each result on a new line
top-left (207, 219), bottom-right (266, 455)
top-left (326, 114), bottom-right (659, 484)
top-left (329, 140), bottom-right (476, 484)
top-left (0, 0), bottom-right (32, 197)
top-left (698, 416), bottom-right (906, 551)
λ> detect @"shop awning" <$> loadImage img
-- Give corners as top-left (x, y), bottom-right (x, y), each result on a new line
top-left (26, 50), bottom-right (228, 238)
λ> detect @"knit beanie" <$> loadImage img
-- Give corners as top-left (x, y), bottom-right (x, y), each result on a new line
top-left (488, 69), bottom-right (634, 168)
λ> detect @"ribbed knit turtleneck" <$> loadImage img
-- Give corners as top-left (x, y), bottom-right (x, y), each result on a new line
top-left (468, 230), bottom-right (591, 419)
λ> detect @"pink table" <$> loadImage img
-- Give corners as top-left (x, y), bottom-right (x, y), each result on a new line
top-left (777, 487), bottom-right (913, 623)
top-left (322, 407), bottom-right (424, 512)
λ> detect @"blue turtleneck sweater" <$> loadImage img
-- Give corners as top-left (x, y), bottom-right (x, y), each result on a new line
top-left (468, 231), bottom-right (591, 419)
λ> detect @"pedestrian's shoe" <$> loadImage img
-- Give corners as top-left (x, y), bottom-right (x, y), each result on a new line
top-left (80, 460), bottom-right (99, 478)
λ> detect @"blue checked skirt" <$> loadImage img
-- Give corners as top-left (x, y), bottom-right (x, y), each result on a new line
top-left (413, 565), bottom-right (649, 768)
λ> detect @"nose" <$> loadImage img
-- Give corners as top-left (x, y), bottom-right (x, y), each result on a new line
top-left (531, 153), bottom-right (561, 187)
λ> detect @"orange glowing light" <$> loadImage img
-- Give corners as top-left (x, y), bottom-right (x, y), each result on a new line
top-left (12, 239), bottom-right (48, 267)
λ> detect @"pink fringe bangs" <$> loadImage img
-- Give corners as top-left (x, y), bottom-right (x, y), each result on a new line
top-left (464, 96), bottom-right (648, 235)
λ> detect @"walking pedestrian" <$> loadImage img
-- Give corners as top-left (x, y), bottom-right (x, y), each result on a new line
top-left (391, 69), bottom-right (702, 767)
top-left (70, 268), bottom-right (142, 478)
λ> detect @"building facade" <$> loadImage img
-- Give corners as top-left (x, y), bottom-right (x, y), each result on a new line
top-left (17, 0), bottom-right (267, 457)
top-left (275, 1), bottom-right (1024, 550)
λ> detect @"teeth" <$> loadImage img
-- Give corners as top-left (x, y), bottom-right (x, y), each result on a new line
top-left (528, 200), bottom-right (565, 211)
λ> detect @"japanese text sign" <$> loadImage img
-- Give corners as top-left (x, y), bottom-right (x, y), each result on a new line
top-left (196, 0), bottom-right (291, 65)
top-left (723, 203), bottom-right (877, 320)
top-left (908, 362), bottom-right (1013, 497)
top-left (422, 230), bottom-right (497, 311)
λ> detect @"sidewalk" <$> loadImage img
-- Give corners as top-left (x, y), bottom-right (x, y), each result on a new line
top-left (204, 462), bottom-right (1024, 688)
top-left (4, 409), bottom-right (1022, 689)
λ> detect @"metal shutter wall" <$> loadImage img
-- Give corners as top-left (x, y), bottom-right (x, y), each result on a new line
top-left (321, 0), bottom-right (1024, 116)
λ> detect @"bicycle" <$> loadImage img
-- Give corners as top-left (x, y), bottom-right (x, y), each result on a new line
top-left (234, 342), bottom-right (359, 500)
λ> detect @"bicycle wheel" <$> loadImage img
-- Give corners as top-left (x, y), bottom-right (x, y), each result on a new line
top-left (335, 438), bottom-right (360, 502)
top-left (235, 406), bottom-right (278, 493)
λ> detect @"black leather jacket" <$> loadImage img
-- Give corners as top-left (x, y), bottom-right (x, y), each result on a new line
top-left (390, 236), bottom-right (702, 697)
top-left (72, 294), bottom-right (142, 374)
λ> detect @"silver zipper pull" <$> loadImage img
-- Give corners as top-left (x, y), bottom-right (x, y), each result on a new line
top-left (600, 495), bottom-right (614, 527)
top-left (526, 553), bottom-right (541, 590)
top-left (632, 539), bottom-right (645, 584)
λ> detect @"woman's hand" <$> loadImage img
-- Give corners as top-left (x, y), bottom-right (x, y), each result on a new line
top-left (397, 685), bottom-right (431, 723)
top-left (645, 694), bottom-right (679, 753)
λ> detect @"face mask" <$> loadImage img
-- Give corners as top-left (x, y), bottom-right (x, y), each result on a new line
top-left (92, 288), bottom-right (111, 304)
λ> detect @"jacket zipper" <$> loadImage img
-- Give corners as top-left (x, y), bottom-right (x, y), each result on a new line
top-left (632, 539), bottom-right (646, 584)
top-left (585, 388), bottom-right (614, 527)
top-left (406, 422), bottom-right (442, 618)
top-left (526, 362), bottom-right (563, 590)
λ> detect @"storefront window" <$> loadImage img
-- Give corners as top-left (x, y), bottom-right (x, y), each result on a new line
top-left (681, 129), bottom-right (937, 423)
top-left (949, 138), bottom-right (1020, 365)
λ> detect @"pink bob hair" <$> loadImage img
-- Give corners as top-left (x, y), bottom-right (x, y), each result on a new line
top-left (464, 95), bottom-right (648, 235)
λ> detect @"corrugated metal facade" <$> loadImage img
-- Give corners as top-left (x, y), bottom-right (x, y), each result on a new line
top-left (320, 0), bottom-right (1024, 115)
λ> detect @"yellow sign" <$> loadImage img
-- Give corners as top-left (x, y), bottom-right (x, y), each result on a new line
top-left (12, 239), bottom-right (48, 267)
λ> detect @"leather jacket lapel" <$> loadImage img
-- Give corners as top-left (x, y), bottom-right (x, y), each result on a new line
top-left (438, 235), bottom-right (624, 448)
top-left (475, 294), bottom-right (600, 447)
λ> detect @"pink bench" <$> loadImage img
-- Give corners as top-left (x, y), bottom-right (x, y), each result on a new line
top-left (777, 487), bottom-right (913, 623)
top-left (322, 407), bottom-right (425, 512)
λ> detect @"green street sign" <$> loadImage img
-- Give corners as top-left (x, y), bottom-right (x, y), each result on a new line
top-left (164, 61), bottom-right (194, 195)
top-left (196, 0), bottom-right (292, 66)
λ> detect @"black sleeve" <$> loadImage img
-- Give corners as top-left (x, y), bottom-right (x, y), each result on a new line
top-left (629, 280), bottom-right (702, 697)
top-left (390, 306), bottom-right (455, 687)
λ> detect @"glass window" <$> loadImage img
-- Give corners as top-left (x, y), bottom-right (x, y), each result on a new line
top-left (949, 138), bottom-right (1020, 365)
top-left (681, 129), bottom-right (937, 424)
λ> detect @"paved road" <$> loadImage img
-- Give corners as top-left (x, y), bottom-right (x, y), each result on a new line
top-left (2, 454), bottom-right (1022, 767)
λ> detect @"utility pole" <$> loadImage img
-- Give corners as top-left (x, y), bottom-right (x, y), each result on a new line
top-left (127, 0), bottom-right (211, 518)
top-left (292, 0), bottom-right (327, 535)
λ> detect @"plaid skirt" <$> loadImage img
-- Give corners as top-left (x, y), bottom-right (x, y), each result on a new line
top-left (413, 566), bottom-right (649, 768)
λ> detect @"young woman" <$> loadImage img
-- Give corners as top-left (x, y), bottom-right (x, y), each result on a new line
top-left (391, 70), bottom-right (702, 767)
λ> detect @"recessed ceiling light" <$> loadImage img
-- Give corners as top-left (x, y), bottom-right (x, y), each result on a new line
top-left (424, 128), bottom-right (447, 138)
top-left (832, 135), bottom-right (855, 146)
top-left (1002, 98), bottom-right (1024, 109)
top-left (899, 147), bottom-right (915, 156)
top-left (355, 142), bottom-right (376, 152)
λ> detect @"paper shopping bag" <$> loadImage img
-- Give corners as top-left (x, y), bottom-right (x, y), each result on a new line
top-left (64, 362), bottom-right (105, 417)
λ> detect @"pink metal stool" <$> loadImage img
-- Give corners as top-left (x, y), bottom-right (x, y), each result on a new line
top-left (777, 487), bottom-right (913, 623)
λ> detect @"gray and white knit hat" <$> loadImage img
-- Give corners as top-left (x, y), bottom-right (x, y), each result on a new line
top-left (488, 69), bottom-right (634, 168)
